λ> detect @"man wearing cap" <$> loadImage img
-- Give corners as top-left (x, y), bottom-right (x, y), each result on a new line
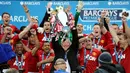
top-left (105, 16), bottom-right (130, 73)
top-left (94, 52), bottom-right (125, 73)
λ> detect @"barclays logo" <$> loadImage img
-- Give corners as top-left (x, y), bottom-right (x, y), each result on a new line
top-left (79, 8), bottom-right (129, 22)
top-left (0, 1), bottom-right (11, 5)
top-left (20, 1), bottom-right (40, 6)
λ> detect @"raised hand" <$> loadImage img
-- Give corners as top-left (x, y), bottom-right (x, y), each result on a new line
top-left (76, 1), bottom-right (84, 12)
top-left (101, 9), bottom-right (108, 18)
top-left (122, 12), bottom-right (129, 22)
top-left (105, 17), bottom-right (110, 24)
top-left (65, 5), bottom-right (71, 13)
top-left (46, 2), bottom-right (52, 8)
top-left (37, 61), bottom-right (42, 67)
top-left (22, 4), bottom-right (29, 13)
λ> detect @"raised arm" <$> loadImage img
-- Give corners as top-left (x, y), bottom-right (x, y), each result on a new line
top-left (30, 30), bottom-right (40, 56)
top-left (122, 17), bottom-right (130, 37)
top-left (39, 2), bottom-right (52, 27)
top-left (23, 4), bottom-right (32, 22)
top-left (71, 27), bottom-right (79, 51)
top-left (75, 1), bottom-right (84, 26)
top-left (18, 22), bottom-right (33, 39)
top-left (1, 27), bottom-right (12, 43)
top-left (108, 21), bottom-right (119, 45)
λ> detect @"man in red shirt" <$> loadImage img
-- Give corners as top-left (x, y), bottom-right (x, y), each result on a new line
top-left (37, 21), bottom-right (52, 42)
top-left (90, 23), bottom-right (113, 48)
top-left (105, 16), bottom-right (130, 73)
top-left (23, 29), bottom-right (40, 73)
top-left (78, 37), bottom-right (101, 73)
top-left (8, 41), bottom-right (29, 73)
top-left (32, 41), bottom-right (54, 73)
top-left (0, 12), bottom-right (20, 35)
top-left (0, 22), bottom-right (34, 51)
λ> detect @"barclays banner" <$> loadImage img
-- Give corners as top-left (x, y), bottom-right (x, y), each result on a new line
top-left (0, 1), bottom-right (130, 34)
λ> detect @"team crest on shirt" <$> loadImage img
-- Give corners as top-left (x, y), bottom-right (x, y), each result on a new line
top-left (10, 40), bottom-right (14, 44)
top-left (23, 56), bottom-right (26, 59)
top-left (92, 52), bottom-right (97, 56)
top-left (100, 40), bottom-right (104, 44)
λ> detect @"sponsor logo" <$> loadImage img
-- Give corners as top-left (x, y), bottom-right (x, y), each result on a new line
top-left (113, 52), bottom-right (126, 59)
top-left (0, 1), bottom-right (11, 5)
top-left (108, 1), bottom-right (129, 6)
top-left (20, 1), bottom-right (40, 5)
top-left (80, 8), bottom-right (124, 22)
top-left (86, 55), bottom-right (96, 61)
top-left (83, 2), bottom-right (99, 5)
top-left (0, 16), bottom-right (38, 22)
top-left (52, 1), bottom-right (69, 6)
top-left (101, 40), bottom-right (104, 44)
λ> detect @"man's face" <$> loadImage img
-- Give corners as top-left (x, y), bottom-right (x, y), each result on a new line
top-left (61, 39), bottom-right (71, 51)
top-left (43, 22), bottom-right (51, 33)
top-left (4, 26), bottom-right (12, 39)
top-left (118, 35), bottom-right (127, 48)
top-left (77, 24), bottom-right (83, 34)
top-left (112, 25), bottom-right (119, 34)
top-left (15, 43), bottom-right (23, 55)
top-left (93, 25), bottom-right (101, 37)
top-left (29, 35), bottom-right (35, 44)
top-left (2, 14), bottom-right (10, 25)
top-left (42, 42), bottom-right (50, 53)
top-left (85, 38), bottom-right (92, 49)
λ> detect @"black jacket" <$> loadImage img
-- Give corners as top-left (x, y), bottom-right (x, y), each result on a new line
top-left (94, 64), bottom-right (125, 73)
top-left (50, 28), bottom-right (80, 73)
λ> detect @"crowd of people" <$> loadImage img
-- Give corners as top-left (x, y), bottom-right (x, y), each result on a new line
top-left (0, 1), bottom-right (130, 73)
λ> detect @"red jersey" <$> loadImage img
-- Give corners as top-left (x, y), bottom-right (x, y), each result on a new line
top-left (36, 50), bottom-right (55, 73)
top-left (26, 43), bottom-right (40, 72)
top-left (105, 43), bottom-right (130, 73)
top-left (37, 33), bottom-right (51, 42)
top-left (37, 33), bottom-right (53, 48)
top-left (92, 31), bottom-right (113, 48)
top-left (8, 52), bottom-right (29, 73)
top-left (0, 24), bottom-right (20, 34)
top-left (78, 48), bottom-right (101, 73)
top-left (26, 52), bottom-right (39, 72)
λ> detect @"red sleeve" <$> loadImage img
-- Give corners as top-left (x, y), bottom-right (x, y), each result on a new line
top-left (0, 34), bottom-right (3, 43)
top-left (10, 25), bottom-right (20, 34)
top-left (103, 31), bottom-right (113, 46)
top-left (10, 35), bottom-right (19, 45)
top-left (50, 52), bottom-right (55, 57)
top-left (37, 33), bottom-right (44, 42)
top-left (8, 59), bottom-right (14, 68)
top-left (78, 47), bottom-right (84, 66)
top-left (36, 50), bottom-right (42, 57)
top-left (104, 43), bottom-right (114, 52)
top-left (21, 39), bottom-right (28, 46)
